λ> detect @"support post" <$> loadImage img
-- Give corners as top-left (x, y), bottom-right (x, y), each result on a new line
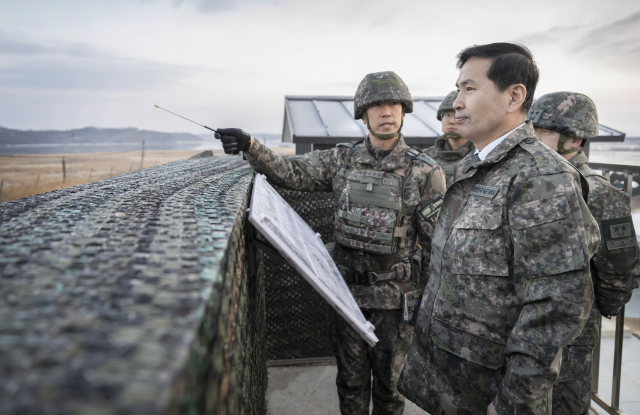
top-left (611, 307), bottom-right (625, 410)
top-left (139, 140), bottom-right (145, 171)
top-left (592, 316), bottom-right (601, 394)
top-left (62, 157), bottom-right (66, 183)
top-left (624, 173), bottom-right (633, 195)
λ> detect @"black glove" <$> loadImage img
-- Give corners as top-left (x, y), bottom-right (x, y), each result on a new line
top-left (215, 128), bottom-right (252, 155)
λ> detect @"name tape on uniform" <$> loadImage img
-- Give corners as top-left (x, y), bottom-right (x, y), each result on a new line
top-left (610, 223), bottom-right (632, 239)
top-left (470, 184), bottom-right (499, 199)
top-left (607, 237), bottom-right (637, 251)
top-left (363, 170), bottom-right (384, 178)
top-left (420, 197), bottom-right (443, 220)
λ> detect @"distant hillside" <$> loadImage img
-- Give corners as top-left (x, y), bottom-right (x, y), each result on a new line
top-left (0, 126), bottom-right (202, 154)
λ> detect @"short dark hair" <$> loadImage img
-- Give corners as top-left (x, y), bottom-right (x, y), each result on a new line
top-left (456, 43), bottom-right (539, 113)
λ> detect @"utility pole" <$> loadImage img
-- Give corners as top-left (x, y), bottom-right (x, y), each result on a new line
top-left (139, 140), bottom-right (145, 171)
top-left (62, 157), bottom-right (66, 183)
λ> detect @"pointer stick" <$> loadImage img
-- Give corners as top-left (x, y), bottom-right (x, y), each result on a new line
top-left (154, 105), bottom-right (218, 133)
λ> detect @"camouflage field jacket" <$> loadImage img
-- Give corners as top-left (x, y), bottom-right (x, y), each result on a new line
top-left (425, 135), bottom-right (475, 186)
top-left (567, 151), bottom-right (640, 347)
top-left (398, 122), bottom-right (600, 415)
top-left (245, 135), bottom-right (446, 309)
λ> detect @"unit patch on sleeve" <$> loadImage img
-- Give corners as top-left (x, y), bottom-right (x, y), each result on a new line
top-left (600, 215), bottom-right (639, 269)
top-left (420, 197), bottom-right (443, 220)
top-left (610, 223), bottom-right (632, 239)
top-left (470, 184), bottom-right (499, 199)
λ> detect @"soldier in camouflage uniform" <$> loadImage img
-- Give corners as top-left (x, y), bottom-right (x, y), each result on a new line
top-left (398, 43), bottom-right (601, 415)
top-left (530, 92), bottom-right (640, 415)
top-left (215, 71), bottom-right (446, 415)
top-left (426, 90), bottom-right (475, 186)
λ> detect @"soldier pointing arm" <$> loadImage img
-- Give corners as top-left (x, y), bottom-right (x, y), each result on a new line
top-left (215, 72), bottom-right (446, 414)
top-left (530, 92), bottom-right (640, 415)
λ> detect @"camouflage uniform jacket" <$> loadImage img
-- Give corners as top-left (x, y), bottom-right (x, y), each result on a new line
top-left (426, 135), bottom-right (475, 186)
top-left (245, 135), bottom-right (446, 309)
top-left (568, 151), bottom-right (640, 345)
top-left (397, 122), bottom-right (600, 415)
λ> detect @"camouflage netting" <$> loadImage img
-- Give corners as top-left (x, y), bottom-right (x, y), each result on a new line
top-left (0, 156), bottom-right (266, 414)
top-left (260, 186), bottom-right (337, 360)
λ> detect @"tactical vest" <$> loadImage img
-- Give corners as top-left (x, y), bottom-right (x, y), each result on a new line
top-left (333, 144), bottom-right (434, 255)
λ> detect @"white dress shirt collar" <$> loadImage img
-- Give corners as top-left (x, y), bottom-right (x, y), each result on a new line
top-left (474, 123), bottom-right (526, 161)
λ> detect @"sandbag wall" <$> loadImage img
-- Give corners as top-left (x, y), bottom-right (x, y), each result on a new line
top-left (0, 155), bottom-right (266, 415)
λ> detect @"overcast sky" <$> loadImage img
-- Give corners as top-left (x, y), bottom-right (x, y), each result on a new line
top-left (0, 0), bottom-right (639, 136)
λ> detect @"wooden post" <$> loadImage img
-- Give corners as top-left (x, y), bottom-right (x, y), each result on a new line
top-left (129, 163), bottom-right (133, 173)
top-left (62, 156), bottom-right (66, 183)
top-left (35, 174), bottom-right (40, 188)
top-left (109, 166), bottom-right (113, 177)
top-left (88, 169), bottom-right (93, 181)
top-left (139, 140), bottom-right (145, 171)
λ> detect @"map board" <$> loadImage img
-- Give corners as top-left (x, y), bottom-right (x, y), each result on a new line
top-left (249, 174), bottom-right (379, 347)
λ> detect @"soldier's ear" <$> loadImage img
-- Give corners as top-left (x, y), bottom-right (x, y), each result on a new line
top-left (567, 137), bottom-right (583, 149)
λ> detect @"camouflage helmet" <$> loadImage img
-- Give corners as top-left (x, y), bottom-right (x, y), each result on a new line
top-left (353, 71), bottom-right (413, 120)
top-left (528, 92), bottom-right (599, 152)
top-left (437, 91), bottom-right (458, 121)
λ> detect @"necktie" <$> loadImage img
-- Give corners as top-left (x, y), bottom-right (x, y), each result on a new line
top-left (468, 153), bottom-right (481, 166)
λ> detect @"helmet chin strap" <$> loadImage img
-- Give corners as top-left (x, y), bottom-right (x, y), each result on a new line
top-left (364, 113), bottom-right (402, 140)
top-left (443, 132), bottom-right (462, 140)
top-left (557, 133), bottom-right (583, 155)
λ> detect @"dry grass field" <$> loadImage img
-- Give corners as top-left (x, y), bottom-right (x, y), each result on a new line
top-left (0, 146), bottom-right (295, 203)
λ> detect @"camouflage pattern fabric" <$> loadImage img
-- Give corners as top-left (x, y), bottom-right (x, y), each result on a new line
top-left (425, 136), bottom-right (475, 186)
top-left (398, 122), bottom-right (600, 415)
top-left (329, 307), bottom-right (414, 415)
top-left (354, 71), bottom-right (413, 120)
top-left (245, 134), bottom-right (446, 309)
top-left (552, 151), bottom-right (640, 415)
top-left (437, 91), bottom-right (459, 121)
top-left (528, 92), bottom-right (599, 140)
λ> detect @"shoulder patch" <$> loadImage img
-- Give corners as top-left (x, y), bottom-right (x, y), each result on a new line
top-left (420, 196), bottom-right (443, 220)
top-left (414, 152), bottom-right (437, 166)
top-left (405, 148), bottom-right (420, 159)
top-left (337, 139), bottom-right (364, 149)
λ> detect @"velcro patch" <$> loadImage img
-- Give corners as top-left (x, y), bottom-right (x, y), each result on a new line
top-left (610, 223), bottom-right (632, 239)
top-left (363, 170), bottom-right (384, 178)
top-left (607, 237), bottom-right (637, 251)
top-left (377, 82), bottom-right (391, 94)
top-left (529, 109), bottom-right (544, 123)
top-left (420, 197), bottom-right (443, 220)
top-left (470, 184), bottom-right (499, 199)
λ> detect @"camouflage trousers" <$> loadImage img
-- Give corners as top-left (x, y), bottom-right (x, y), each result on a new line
top-left (329, 307), bottom-right (414, 415)
top-left (552, 307), bottom-right (600, 415)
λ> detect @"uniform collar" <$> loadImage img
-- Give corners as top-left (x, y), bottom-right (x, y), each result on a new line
top-left (461, 121), bottom-right (535, 175)
top-left (352, 134), bottom-right (410, 171)
top-left (568, 151), bottom-right (589, 169)
top-left (473, 122), bottom-right (525, 161)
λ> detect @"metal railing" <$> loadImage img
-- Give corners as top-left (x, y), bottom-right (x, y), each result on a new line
top-left (587, 162), bottom-right (640, 415)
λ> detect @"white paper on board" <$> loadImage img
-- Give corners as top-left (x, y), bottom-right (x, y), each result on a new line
top-left (249, 174), bottom-right (378, 346)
